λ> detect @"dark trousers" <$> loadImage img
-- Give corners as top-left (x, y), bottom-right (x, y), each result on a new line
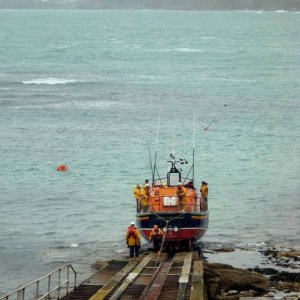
top-left (153, 239), bottom-right (162, 252)
top-left (129, 245), bottom-right (140, 258)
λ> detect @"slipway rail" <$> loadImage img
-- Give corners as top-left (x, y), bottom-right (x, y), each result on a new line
top-left (63, 251), bottom-right (206, 300)
top-left (0, 264), bottom-right (77, 300)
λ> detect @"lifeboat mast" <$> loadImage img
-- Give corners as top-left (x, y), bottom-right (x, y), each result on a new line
top-left (151, 104), bottom-right (196, 188)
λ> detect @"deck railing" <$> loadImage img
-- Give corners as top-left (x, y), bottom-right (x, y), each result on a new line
top-left (0, 264), bottom-right (77, 300)
top-left (137, 195), bottom-right (208, 213)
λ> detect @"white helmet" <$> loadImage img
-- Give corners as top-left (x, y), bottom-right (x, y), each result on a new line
top-left (130, 221), bottom-right (135, 226)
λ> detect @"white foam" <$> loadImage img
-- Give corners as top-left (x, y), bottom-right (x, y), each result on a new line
top-left (242, 10), bottom-right (264, 13)
top-left (200, 36), bottom-right (216, 40)
top-left (22, 77), bottom-right (77, 85)
top-left (115, 249), bottom-right (127, 254)
top-left (247, 241), bottom-right (266, 247)
top-left (163, 48), bottom-right (204, 53)
top-left (70, 243), bottom-right (78, 248)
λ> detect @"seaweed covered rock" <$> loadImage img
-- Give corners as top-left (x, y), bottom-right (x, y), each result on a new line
top-left (261, 248), bottom-right (300, 267)
top-left (249, 265), bottom-right (300, 294)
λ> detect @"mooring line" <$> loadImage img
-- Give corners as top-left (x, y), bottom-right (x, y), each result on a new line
top-left (149, 211), bottom-right (186, 267)
top-left (66, 162), bottom-right (86, 181)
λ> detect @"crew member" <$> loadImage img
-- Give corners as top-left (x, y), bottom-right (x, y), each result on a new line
top-left (141, 183), bottom-right (150, 212)
top-left (133, 184), bottom-right (141, 212)
top-left (149, 225), bottom-right (164, 253)
top-left (126, 221), bottom-right (141, 259)
top-left (201, 181), bottom-right (208, 211)
top-left (177, 182), bottom-right (187, 211)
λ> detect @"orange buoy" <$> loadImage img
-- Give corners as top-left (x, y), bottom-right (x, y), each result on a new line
top-left (57, 164), bottom-right (68, 172)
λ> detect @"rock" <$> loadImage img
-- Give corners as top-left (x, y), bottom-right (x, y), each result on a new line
top-left (261, 248), bottom-right (300, 261)
top-left (290, 264), bottom-right (300, 269)
top-left (270, 271), bottom-right (300, 283)
top-left (203, 249), bottom-right (216, 254)
top-left (215, 290), bottom-right (255, 300)
top-left (215, 294), bottom-right (241, 300)
top-left (206, 263), bottom-right (234, 270)
top-left (238, 290), bottom-right (256, 297)
top-left (227, 290), bottom-right (239, 294)
top-left (280, 251), bottom-right (300, 260)
top-left (204, 262), bottom-right (270, 299)
top-left (208, 281), bottom-right (220, 297)
top-left (284, 296), bottom-right (300, 300)
top-left (214, 247), bottom-right (235, 253)
top-left (217, 268), bottom-right (270, 291)
top-left (275, 281), bottom-right (300, 293)
top-left (249, 267), bottom-right (279, 276)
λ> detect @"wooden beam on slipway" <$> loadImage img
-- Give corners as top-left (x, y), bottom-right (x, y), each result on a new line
top-left (177, 252), bottom-right (193, 300)
top-left (190, 260), bottom-right (206, 300)
top-left (108, 254), bottom-right (153, 300)
top-left (89, 259), bottom-right (140, 300)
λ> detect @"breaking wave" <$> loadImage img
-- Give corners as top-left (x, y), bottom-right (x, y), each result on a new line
top-left (163, 48), bottom-right (204, 53)
top-left (22, 77), bottom-right (78, 85)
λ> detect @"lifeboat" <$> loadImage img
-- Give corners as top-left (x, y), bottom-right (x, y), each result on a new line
top-left (135, 150), bottom-right (209, 250)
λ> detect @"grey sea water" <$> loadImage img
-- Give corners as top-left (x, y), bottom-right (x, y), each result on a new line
top-left (0, 9), bottom-right (299, 296)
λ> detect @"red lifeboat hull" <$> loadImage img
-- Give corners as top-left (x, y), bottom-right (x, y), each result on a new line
top-left (136, 211), bottom-right (209, 243)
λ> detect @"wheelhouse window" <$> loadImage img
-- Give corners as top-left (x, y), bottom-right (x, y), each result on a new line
top-left (168, 172), bottom-right (181, 186)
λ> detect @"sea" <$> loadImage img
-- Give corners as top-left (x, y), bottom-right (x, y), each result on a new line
top-left (0, 9), bottom-right (299, 296)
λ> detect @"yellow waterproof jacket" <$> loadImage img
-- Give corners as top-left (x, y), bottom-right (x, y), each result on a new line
top-left (134, 187), bottom-right (141, 200)
top-left (126, 226), bottom-right (141, 247)
top-left (201, 185), bottom-right (208, 198)
top-left (140, 187), bottom-right (150, 206)
top-left (149, 229), bottom-right (164, 242)
top-left (177, 186), bottom-right (187, 198)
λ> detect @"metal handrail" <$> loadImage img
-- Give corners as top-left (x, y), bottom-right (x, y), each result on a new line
top-left (0, 264), bottom-right (77, 300)
top-left (138, 195), bottom-right (208, 213)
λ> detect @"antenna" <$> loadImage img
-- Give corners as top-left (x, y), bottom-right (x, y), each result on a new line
top-left (204, 103), bottom-right (227, 131)
top-left (153, 107), bottom-right (162, 182)
top-left (148, 145), bottom-right (154, 180)
top-left (192, 102), bottom-right (196, 181)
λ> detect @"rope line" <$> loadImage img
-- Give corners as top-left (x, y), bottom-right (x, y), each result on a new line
top-left (149, 211), bottom-right (186, 267)
top-left (66, 162), bottom-right (86, 181)
top-left (204, 103), bottom-right (228, 131)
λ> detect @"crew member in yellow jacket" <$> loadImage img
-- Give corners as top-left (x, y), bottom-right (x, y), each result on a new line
top-left (177, 182), bottom-right (187, 210)
top-left (133, 184), bottom-right (141, 212)
top-left (149, 225), bottom-right (164, 253)
top-left (126, 221), bottom-right (141, 259)
top-left (200, 181), bottom-right (208, 211)
top-left (140, 183), bottom-right (150, 212)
